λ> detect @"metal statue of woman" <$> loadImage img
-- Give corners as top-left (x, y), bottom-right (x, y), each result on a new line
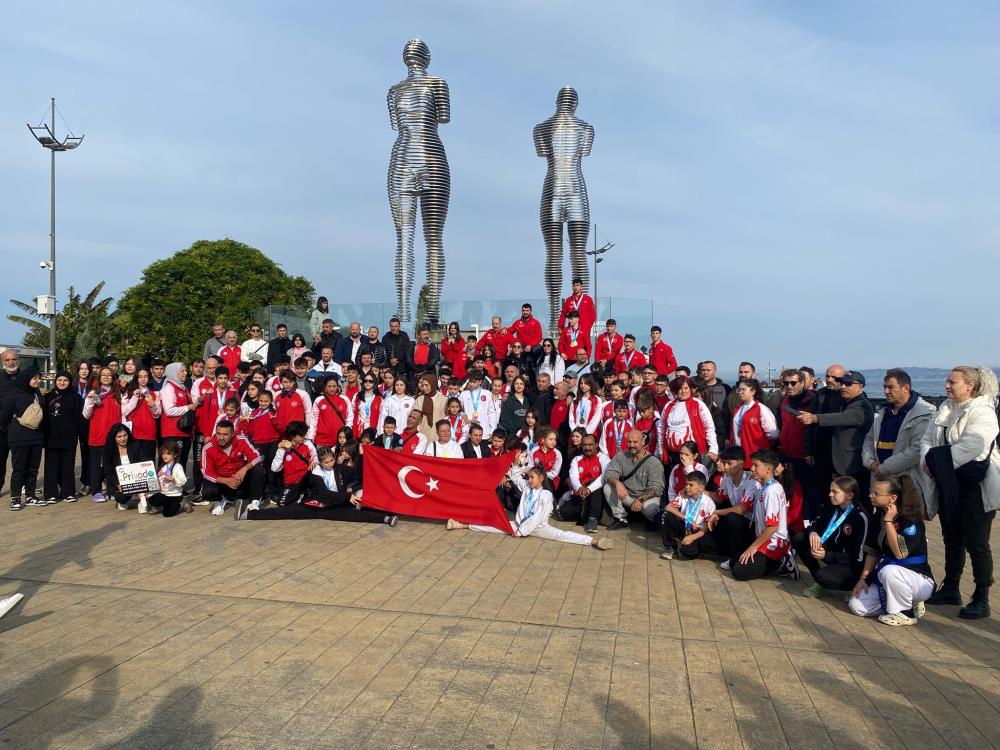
top-left (387, 38), bottom-right (451, 325)
top-left (533, 87), bottom-right (595, 332)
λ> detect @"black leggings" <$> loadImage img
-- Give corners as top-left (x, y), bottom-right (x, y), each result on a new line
top-left (89, 447), bottom-right (106, 493)
top-left (148, 492), bottom-right (185, 517)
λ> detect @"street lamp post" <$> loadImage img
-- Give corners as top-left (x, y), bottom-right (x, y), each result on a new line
top-left (27, 98), bottom-right (84, 375)
top-left (585, 223), bottom-right (614, 321)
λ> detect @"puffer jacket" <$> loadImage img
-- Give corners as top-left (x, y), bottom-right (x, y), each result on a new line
top-left (921, 395), bottom-right (1000, 513)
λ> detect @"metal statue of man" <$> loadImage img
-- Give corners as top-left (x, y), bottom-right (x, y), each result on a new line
top-left (387, 38), bottom-right (451, 325)
top-left (533, 87), bottom-right (595, 332)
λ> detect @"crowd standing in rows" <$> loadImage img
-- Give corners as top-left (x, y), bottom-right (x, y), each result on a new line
top-left (2, 281), bottom-right (999, 626)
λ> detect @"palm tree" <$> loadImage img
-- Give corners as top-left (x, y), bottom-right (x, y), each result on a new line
top-left (8, 282), bottom-right (115, 369)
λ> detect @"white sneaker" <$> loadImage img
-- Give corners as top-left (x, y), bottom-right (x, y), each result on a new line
top-left (211, 502), bottom-right (226, 516)
top-left (247, 499), bottom-right (261, 512)
top-left (138, 498), bottom-right (148, 514)
top-left (117, 502), bottom-right (129, 511)
top-left (0, 593), bottom-right (24, 621)
top-left (720, 560), bottom-right (732, 571)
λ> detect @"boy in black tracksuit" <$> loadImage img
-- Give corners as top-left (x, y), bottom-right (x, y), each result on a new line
top-left (793, 490), bottom-right (870, 593)
top-left (44, 371), bottom-right (82, 501)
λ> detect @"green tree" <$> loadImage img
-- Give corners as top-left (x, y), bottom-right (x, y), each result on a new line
top-left (415, 283), bottom-right (431, 327)
top-left (113, 239), bottom-right (314, 361)
top-left (7, 282), bottom-right (115, 369)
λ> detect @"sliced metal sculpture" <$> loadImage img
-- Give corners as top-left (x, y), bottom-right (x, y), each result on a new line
top-left (534, 87), bottom-right (595, 332)
top-left (387, 38), bottom-right (450, 324)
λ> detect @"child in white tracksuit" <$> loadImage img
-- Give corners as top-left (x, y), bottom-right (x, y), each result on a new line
top-left (447, 467), bottom-right (612, 549)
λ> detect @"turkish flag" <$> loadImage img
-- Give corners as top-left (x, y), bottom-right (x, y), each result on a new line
top-left (362, 446), bottom-right (515, 534)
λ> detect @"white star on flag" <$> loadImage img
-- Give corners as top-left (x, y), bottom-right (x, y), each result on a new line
top-left (426, 477), bottom-right (440, 492)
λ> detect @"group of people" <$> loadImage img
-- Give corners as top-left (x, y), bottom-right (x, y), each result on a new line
top-left (2, 284), bottom-right (998, 628)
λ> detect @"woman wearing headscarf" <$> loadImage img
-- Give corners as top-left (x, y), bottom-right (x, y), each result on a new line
top-left (921, 366), bottom-right (1000, 619)
top-left (159, 362), bottom-right (200, 480)
top-left (0, 367), bottom-right (45, 509)
top-left (415, 374), bottom-right (447, 442)
top-left (44, 370), bottom-right (81, 503)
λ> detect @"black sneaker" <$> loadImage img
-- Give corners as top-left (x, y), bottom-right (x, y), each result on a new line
top-left (9, 497), bottom-right (22, 511)
top-left (24, 496), bottom-right (47, 508)
top-left (585, 518), bottom-right (599, 534)
top-left (607, 519), bottom-right (629, 531)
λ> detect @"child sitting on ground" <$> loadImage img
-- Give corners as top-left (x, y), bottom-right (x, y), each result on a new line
top-left (660, 470), bottom-right (718, 560)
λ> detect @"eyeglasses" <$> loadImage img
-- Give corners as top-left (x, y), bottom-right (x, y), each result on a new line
top-left (783, 380), bottom-right (799, 386)
top-left (362, 380), bottom-right (375, 385)
top-left (512, 344), bottom-right (523, 349)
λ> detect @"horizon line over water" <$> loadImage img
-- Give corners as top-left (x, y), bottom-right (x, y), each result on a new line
top-left (720, 374), bottom-right (949, 398)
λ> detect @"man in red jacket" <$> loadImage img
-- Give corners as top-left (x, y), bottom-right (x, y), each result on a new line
top-left (594, 318), bottom-right (624, 369)
top-left (558, 310), bottom-right (591, 362)
top-left (200, 421), bottom-right (265, 516)
top-left (648, 326), bottom-right (677, 377)
top-left (509, 304), bottom-right (543, 353)
top-left (614, 334), bottom-right (647, 375)
top-left (474, 316), bottom-right (512, 359)
top-left (558, 277), bottom-right (596, 336)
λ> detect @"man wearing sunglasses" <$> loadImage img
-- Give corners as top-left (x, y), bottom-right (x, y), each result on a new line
top-left (777, 369), bottom-right (820, 521)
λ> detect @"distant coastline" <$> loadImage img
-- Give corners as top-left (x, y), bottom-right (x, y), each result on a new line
top-left (719, 367), bottom-right (1000, 398)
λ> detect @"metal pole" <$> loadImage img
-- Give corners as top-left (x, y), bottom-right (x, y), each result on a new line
top-left (593, 223), bottom-right (598, 311)
top-left (49, 97), bottom-right (57, 376)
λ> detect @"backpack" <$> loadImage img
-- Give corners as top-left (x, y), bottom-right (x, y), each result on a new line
top-left (17, 397), bottom-right (43, 430)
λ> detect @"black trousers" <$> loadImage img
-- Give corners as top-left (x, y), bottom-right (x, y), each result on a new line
top-left (201, 464), bottom-right (266, 504)
top-left (790, 458), bottom-right (821, 523)
top-left (718, 512), bottom-right (781, 581)
top-left (78, 433), bottom-right (91, 487)
top-left (256, 441), bottom-right (279, 499)
top-left (148, 492), bottom-right (184, 517)
top-left (940, 476), bottom-right (996, 589)
top-left (10, 445), bottom-right (43, 497)
top-left (89, 448), bottom-right (106, 494)
top-left (555, 490), bottom-right (605, 523)
top-left (191, 435), bottom-right (205, 492)
top-left (134, 439), bottom-right (157, 462)
top-left (43, 446), bottom-right (76, 498)
top-left (0, 431), bottom-right (9, 490)
top-left (791, 531), bottom-right (858, 590)
top-left (661, 512), bottom-right (723, 559)
top-left (249, 502), bottom-right (386, 523)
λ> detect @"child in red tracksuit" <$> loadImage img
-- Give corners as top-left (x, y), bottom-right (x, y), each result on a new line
top-left (270, 421), bottom-right (317, 508)
top-left (242, 390), bottom-right (281, 503)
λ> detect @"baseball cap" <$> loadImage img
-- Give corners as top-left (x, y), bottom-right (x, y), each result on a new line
top-left (837, 371), bottom-right (866, 386)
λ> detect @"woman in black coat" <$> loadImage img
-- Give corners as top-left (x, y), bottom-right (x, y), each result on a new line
top-left (0, 367), bottom-right (45, 509)
top-left (102, 423), bottom-right (144, 511)
top-left (44, 370), bottom-right (82, 502)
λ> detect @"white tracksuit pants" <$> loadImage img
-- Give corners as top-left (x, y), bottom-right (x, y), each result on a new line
top-left (470, 522), bottom-right (593, 546)
top-left (849, 565), bottom-right (934, 616)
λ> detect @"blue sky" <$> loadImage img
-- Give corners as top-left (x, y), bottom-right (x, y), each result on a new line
top-left (2, 1), bottom-right (998, 371)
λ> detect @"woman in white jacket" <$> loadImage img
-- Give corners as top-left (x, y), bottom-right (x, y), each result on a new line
top-left (921, 366), bottom-right (1000, 619)
top-left (447, 466), bottom-right (611, 549)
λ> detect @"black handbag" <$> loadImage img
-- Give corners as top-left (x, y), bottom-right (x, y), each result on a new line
top-left (176, 409), bottom-right (195, 433)
top-left (954, 440), bottom-right (994, 485)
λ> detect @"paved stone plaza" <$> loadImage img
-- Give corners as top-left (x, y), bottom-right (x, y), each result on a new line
top-left (2, 502), bottom-right (1000, 749)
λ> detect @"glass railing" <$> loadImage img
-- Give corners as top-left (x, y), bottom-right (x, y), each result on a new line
top-left (257, 297), bottom-right (653, 341)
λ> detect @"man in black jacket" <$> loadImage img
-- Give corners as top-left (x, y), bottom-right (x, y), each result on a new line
top-left (798, 370), bottom-right (875, 509)
top-left (266, 324), bottom-right (293, 372)
top-left (810, 364), bottom-right (846, 491)
top-left (0, 348), bottom-right (20, 497)
top-left (461, 424), bottom-right (489, 458)
top-left (406, 326), bottom-right (441, 374)
top-left (381, 318), bottom-right (411, 373)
